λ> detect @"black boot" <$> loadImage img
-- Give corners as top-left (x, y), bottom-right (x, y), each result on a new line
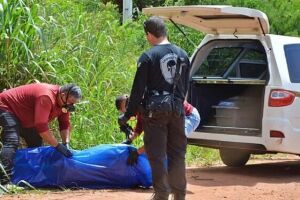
top-left (171, 193), bottom-right (186, 200)
top-left (149, 192), bottom-right (169, 200)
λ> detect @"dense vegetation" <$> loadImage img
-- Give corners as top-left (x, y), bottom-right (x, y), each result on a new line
top-left (0, 0), bottom-right (299, 171)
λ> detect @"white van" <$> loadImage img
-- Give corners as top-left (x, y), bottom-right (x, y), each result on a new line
top-left (143, 6), bottom-right (300, 166)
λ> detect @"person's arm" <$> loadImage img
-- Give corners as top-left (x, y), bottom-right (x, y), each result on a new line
top-left (125, 53), bottom-right (151, 119)
top-left (39, 130), bottom-right (59, 147)
top-left (183, 101), bottom-right (193, 116)
top-left (34, 96), bottom-right (59, 146)
top-left (137, 146), bottom-right (145, 154)
top-left (34, 96), bottom-right (72, 157)
top-left (58, 113), bottom-right (71, 145)
top-left (129, 112), bottom-right (143, 142)
top-left (60, 129), bottom-right (70, 144)
top-left (129, 131), bottom-right (139, 141)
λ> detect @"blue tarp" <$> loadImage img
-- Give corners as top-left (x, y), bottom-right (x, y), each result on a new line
top-left (12, 144), bottom-right (152, 189)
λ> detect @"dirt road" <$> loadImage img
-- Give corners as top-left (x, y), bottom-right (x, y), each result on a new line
top-left (3, 155), bottom-right (300, 200)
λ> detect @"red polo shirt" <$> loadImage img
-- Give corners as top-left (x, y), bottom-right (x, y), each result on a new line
top-left (0, 83), bottom-right (70, 133)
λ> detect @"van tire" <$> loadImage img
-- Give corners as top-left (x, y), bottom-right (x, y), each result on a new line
top-left (219, 148), bottom-right (250, 167)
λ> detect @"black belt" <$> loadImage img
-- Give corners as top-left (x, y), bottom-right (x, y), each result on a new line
top-left (148, 90), bottom-right (171, 96)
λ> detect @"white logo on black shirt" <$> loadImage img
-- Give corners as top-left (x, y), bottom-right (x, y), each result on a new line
top-left (160, 53), bottom-right (178, 84)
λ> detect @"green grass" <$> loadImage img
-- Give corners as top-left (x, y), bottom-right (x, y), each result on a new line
top-left (186, 145), bottom-right (220, 167)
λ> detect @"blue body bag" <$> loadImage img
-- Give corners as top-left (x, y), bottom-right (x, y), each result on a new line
top-left (12, 144), bottom-right (152, 189)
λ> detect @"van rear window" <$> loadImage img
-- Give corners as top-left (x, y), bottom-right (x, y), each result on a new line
top-left (194, 47), bottom-right (242, 77)
top-left (284, 44), bottom-right (300, 83)
top-left (194, 46), bottom-right (267, 79)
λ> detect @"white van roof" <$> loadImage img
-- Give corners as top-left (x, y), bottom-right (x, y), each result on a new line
top-left (143, 5), bottom-right (270, 35)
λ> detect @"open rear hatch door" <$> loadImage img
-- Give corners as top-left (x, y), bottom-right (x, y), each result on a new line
top-left (143, 5), bottom-right (269, 35)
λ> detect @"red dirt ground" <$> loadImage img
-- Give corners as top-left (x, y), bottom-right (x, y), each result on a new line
top-left (2, 155), bottom-right (300, 200)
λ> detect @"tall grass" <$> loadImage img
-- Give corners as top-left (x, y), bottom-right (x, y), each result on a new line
top-left (0, 0), bottom-right (52, 88)
top-left (35, 1), bottom-right (148, 148)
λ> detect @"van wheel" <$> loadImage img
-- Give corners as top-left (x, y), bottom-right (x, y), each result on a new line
top-left (219, 148), bottom-right (250, 167)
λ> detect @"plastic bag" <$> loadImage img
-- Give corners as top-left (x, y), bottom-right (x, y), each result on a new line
top-left (12, 144), bottom-right (152, 189)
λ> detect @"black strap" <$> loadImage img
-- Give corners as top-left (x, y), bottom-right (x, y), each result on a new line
top-left (172, 49), bottom-right (186, 100)
top-left (172, 56), bottom-right (182, 94)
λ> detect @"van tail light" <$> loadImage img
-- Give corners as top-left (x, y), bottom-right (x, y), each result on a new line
top-left (270, 130), bottom-right (285, 138)
top-left (268, 89), bottom-right (295, 107)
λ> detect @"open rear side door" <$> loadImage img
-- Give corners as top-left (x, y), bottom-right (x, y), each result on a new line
top-left (143, 5), bottom-right (269, 35)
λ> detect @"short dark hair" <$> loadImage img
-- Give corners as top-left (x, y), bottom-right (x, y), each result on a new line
top-left (60, 83), bottom-right (82, 99)
top-left (115, 94), bottom-right (129, 110)
top-left (143, 16), bottom-right (167, 38)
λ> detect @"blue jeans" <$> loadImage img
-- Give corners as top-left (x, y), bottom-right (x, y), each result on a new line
top-left (185, 107), bottom-right (200, 137)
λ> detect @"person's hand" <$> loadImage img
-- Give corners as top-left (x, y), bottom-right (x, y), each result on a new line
top-left (121, 138), bottom-right (132, 145)
top-left (118, 113), bottom-right (129, 126)
top-left (127, 148), bottom-right (139, 166)
top-left (55, 143), bottom-right (73, 158)
top-left (63, 142), bottom-right (70, 149)
top-left (119, 124), bottom-right (133, 135)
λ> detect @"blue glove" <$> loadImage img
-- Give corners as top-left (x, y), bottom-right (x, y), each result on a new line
top-left (56, 143), bottom-right (73, 158)
top-left (118, 113), bottom-right (129, 126)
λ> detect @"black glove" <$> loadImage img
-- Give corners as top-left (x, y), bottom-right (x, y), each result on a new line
top-left (55, 143), bottom-right (73, 158)
top-left (118, 113), bottom-right (129, 126)
top-left (120, 123), bottom-right (133, 140)
top-left (63, 142), bottom-right (70, 149)
top-left (127, 148), bottom-right (139, 166)
top-left (121, 138), bottom-right (132, 145)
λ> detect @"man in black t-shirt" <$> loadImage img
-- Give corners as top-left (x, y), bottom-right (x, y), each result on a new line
top-left (118, 16), bottom-right (190, 200)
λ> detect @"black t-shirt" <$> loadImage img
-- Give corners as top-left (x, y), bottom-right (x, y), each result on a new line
top-left (125, 43), bottom-right (190, 118)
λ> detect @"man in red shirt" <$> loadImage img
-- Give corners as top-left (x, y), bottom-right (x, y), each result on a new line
top-left (115, 95), bottom-right (200, 165)
top-left (0, 83), bottom-right (82, 184)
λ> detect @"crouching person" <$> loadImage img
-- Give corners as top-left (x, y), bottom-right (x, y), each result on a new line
top-left (116, 94), bottom-right (200, 166)
top-left (0, 83), bottom-right (82, 185)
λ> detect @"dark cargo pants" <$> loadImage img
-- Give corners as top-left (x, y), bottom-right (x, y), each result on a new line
top-left (0, 109), bottom-right (42, 184)
top-left (143, 111), bottom-right (187, 200)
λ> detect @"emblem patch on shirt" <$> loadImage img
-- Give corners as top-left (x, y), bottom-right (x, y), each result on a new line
top-left (160, 53), bottom-right (178, 84)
